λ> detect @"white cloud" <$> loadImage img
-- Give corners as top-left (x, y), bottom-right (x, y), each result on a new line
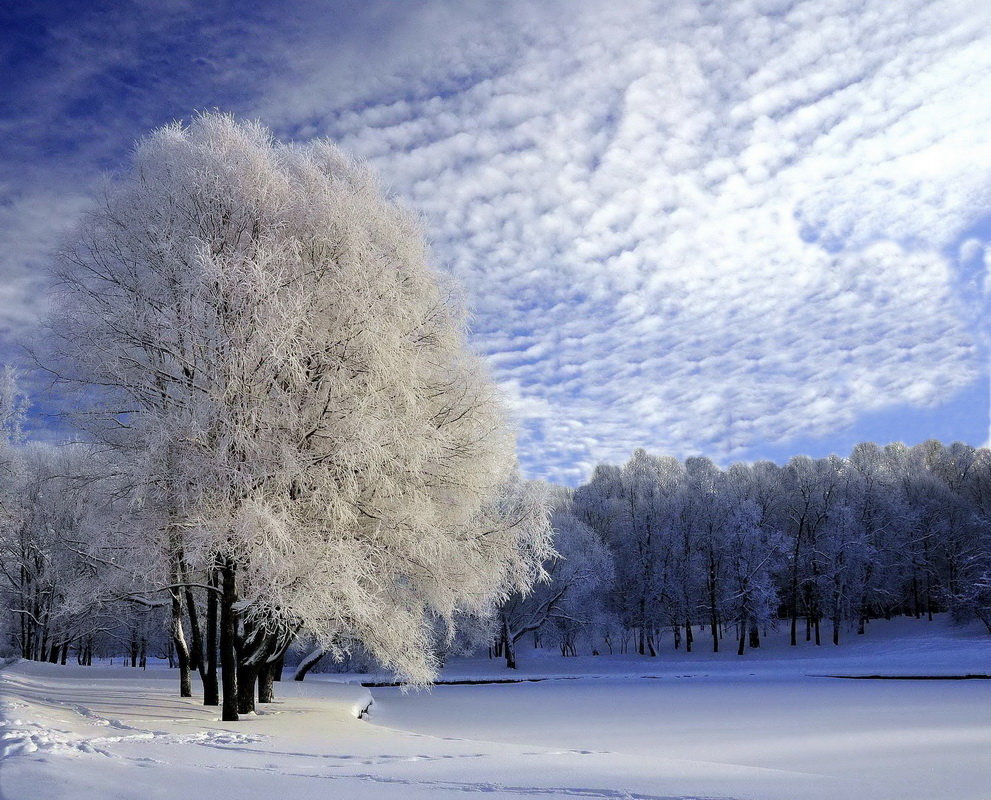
top-left (0, 188), bottom-right (94, 332)
top-left (251, 0), bottom-right (991, 482)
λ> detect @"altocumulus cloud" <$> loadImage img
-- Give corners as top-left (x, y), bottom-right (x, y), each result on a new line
top-left (4, 0), bottom-right (991, 482)
top-left (257, 0), bottom-right (991, 482)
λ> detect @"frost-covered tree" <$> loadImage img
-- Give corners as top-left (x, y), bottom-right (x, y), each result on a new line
top-left (723, 464), bottom-right (786, 653)
top-left (47, 113), bottom-right (552, 719)
top-left (780, 455), bottom-right (844, 645)
top-left (0, 443), bottom-right (125, 662)
top-left (496, 487), bottom-right (612, 667)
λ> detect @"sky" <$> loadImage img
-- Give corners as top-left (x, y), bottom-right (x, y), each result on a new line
top-left (2, 0), bottom-right (991, 485)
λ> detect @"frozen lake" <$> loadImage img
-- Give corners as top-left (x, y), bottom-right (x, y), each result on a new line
top-left (373, 675), bottom-right (991, 799)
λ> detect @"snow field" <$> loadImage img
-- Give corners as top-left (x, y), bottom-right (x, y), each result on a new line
top-left (1, 617), bottom-right (989, 800)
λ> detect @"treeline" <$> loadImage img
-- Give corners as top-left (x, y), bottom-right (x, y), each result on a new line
top-left (495, 440), bottom-right (991, 664)
top-left (5, 433), bottom-right (991, 675)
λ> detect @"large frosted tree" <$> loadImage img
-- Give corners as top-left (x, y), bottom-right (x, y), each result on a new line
top-left (47, 113), bottom-right (551, 719)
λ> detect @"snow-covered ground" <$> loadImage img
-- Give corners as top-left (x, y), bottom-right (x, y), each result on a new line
top-left (2, 616), bottom-right (989, 800)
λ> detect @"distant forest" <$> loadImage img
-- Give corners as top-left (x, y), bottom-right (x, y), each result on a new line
top-left (493, 439), bottom-right (991, 666)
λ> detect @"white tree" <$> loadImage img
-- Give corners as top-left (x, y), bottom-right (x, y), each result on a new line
top-left (47, 113), bottom-right (552, 719)
top-left (497, 486), bottom-right (612, 667)
top-left (0, 443), bottom-right (127, 663)
top-left (723, 464), bottom-right (786, 654)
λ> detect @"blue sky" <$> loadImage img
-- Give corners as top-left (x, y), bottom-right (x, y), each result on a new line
top-left (2, 0), bottom-right (990, 484)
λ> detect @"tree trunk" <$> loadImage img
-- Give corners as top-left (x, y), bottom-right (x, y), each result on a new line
top-left (294, 647), bottom-right (327, 681)
top-left (184, 584), bottom-right (204, 674)
top-left (912, 570), bottom-right (920, 619)
top-left (235, 624), bottom-right (274, 714)
top-left (258, 635), bottom-right (289, 703)
top-left (748, 622), bottom-right (760, 649)
top-left (258, 660), bottom-right (276, 704)
top-left (501, 615), bottom-right (516, 670)
top-left (219, 561), bottom-right (239, 722)
top-left (203, 567), bottom-right (219, 706)
top-left (237, 661), bottom-right (259, 714)
top-left (789, 542), bottom-right (801, 647)
top-left (38, 618), bottom-right (49, 663)
top-left (169, 588), bottom-right (193, 697)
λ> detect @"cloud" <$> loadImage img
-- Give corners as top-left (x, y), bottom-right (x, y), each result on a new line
top-left (252, 0), bottom-right (991, 481)
top-left (4, 0), bottom-right (991, 482)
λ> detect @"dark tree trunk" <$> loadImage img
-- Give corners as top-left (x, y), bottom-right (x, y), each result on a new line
top-left (789, 511), bottom-right (810, 649)
top-left (237, 661), bottom-right (259, 714)
top-left (912, 571), bottom-right (921, 618)
top-left (184, 584), bottom-right (204, 674)
top-left (749, 622), bottom-right (760, 649)
top-left (258, 635), bottom-right (290, 703)
top-left (219, 561), bottom-right (239, 722)
top-left (258, 660), bottom-right (276, 704)
top-left (203, 567), bottom-right (219, 706)
top-left (502, 615), bottom-right (516, 669)
top-left (236, 625), bottom-right (276, 714)
top-left (39, 621), bottom-right (49, 663)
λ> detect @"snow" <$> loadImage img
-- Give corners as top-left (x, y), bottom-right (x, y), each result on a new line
top-left (2, 616), bottom-right (989, 800)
